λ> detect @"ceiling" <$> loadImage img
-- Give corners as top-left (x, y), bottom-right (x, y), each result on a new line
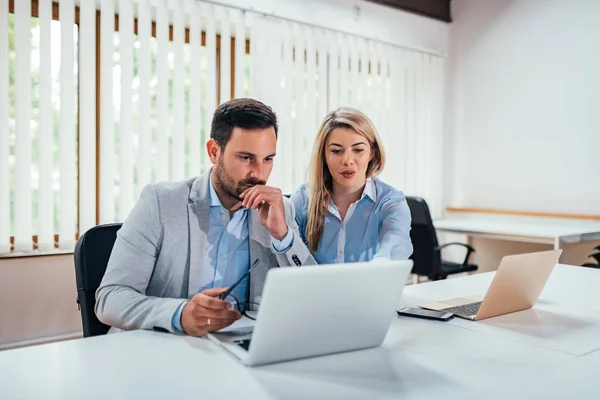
top-left (364, 0), bottom-right (452, 23)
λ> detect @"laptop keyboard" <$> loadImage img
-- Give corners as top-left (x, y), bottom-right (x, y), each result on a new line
top-left (234, 339), bottom-right (251, 351)
top-left (442, 302), bottom-right (482, 317)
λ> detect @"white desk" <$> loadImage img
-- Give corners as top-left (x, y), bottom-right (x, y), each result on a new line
top-left (482, 349), bottom-right (600, 400)
top-left (433, 219), bottom-right (600, 249)
top-left (0, 264), bottom-right (598, 400)
top-left (402, 264), bottom-right (600, 356)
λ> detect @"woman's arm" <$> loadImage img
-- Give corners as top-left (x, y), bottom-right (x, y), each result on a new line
top-left (374, 192), bottom-right (413, 260)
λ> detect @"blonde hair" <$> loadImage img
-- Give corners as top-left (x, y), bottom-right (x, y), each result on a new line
top-left (306, 107), bottom-right (386, 252)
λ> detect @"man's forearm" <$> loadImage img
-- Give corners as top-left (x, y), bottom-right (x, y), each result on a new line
top-left (95, 285), bottom-right (185, 333)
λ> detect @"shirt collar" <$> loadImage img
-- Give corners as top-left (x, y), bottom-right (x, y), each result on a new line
top-left (208, 176), bottom-right (224, 208)
top-left (362, 178), bottom-right (377, 203)
top-left (327, 178), bottom-right (377, 213)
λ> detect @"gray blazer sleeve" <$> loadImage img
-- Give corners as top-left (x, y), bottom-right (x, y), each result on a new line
top-left (95, 184), bottom-right (185, 333)
top-left (273, 197), bottom-right (317, 267)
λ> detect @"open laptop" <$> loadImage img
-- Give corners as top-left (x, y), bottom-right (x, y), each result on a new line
top-left (420, 249), bottom-right (562, 321)
top-left (207, 259), bottom-right (413, 367)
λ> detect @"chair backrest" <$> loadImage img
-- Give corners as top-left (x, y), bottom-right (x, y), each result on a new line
top-left (73, 223), bottom-right (122, 337)
top-left (406, 197), bottom-right (442, 277)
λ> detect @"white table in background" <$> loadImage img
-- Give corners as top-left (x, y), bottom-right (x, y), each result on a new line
top-left (1, 264), bottom-right (598, 400)
top-left (433, 218), bottom-right (600, 249)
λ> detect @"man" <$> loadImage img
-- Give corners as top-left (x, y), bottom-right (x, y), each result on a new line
top-left (96, 98), bottom-right (316, 336)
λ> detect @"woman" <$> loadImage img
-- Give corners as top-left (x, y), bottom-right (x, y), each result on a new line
top-left (291, 107), bottom-right (412, 264)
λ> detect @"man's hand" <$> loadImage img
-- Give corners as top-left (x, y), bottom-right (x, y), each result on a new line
top-left (180, 287), bottom-right (242, 337)
top-left (240, 185), bottom-right (288, 240)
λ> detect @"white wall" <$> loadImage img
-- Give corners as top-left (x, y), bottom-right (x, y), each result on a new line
top-left (448, 0), bottom-right (600, 214)
top-left (207, 0), bottom-right (448, 55)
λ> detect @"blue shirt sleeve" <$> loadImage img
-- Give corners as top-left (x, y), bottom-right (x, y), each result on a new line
top-left (290, 185), bottom-right (308, 242)
top-left (374, 191), bottom-right (413, 260)
top-left (271, 228), bottom-right (294, 252)
top-left (171, 301), bottom-right (188, 333)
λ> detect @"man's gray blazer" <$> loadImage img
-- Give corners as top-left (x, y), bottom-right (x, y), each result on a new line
top-left (95, 169), bottom-right (316, 334)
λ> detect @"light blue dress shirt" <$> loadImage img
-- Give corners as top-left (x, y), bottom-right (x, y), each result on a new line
top-left (290, 178), bottom-right (413, 264)
top-left (172, 178), bottom-right (293, 332)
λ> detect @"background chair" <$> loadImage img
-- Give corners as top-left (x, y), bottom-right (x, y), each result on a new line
top-left (74, 223), bottom-right (122, 337)
top-left (582, 245), bottom-right (600, 269)
top-left (407, 197), bottom-right (478, 280)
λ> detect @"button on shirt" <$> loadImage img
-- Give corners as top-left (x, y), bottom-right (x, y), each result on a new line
top-left (172, 179), bottom-right (293, 332)
top-left (291, 179), bottom-right (413, 264)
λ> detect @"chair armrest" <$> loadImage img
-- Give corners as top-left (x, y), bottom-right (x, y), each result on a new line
top-left (435, 242), bottom-right (476, 267)
top-left (435, 242), bottom-right (475, 253)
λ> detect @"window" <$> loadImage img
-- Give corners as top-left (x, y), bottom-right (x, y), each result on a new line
top-left (5, 1), bottom-right (78, 251)
top-left (2, 0), bottom-right (250, 253)
top-left (2, 1), bottom-right (444, 254)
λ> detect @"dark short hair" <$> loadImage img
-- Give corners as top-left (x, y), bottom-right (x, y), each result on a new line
top-left (210, 98), bottom-right (278, 149)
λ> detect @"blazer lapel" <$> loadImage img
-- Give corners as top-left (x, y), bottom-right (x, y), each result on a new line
top-left (187, 170), bottom-right (211, 298)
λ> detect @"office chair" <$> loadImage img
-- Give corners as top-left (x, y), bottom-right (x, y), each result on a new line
top-left (582, 245), bottom-right (600, 269)
top-left (73, 223), bottom-right (122, 337)
top-left (407, 197), bottom-right (478, 280)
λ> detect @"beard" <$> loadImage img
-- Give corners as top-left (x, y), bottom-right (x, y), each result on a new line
top-left (213, 156), bottom-right (267, 202)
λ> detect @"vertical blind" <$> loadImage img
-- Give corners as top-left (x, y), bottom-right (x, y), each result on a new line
top-left (0, 0), bottom-right (444, 254)
top-left (2, 0), bottom-right (81, 253)
top-left (99, 0), bottom-right (114, 224)
top-left (58, 0), bottom-right (76, 250)
top-left (37, 0), bottom-right (53, 251)
top-left (101, 0), bottom-right (236, 222)
top-left (0, 0), bottom-right (10, 253)
top-left (250, 15), bottom-right (445, 217)
top-left (77, 0), bottom-right (96, 243)
top-left (13, 0), bottom-right (32, 252)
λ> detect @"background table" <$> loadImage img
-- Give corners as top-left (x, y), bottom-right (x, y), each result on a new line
top-left (434, 217), bottom-right (600, 271)
top-left (434, 219), bottom-right (600, 249)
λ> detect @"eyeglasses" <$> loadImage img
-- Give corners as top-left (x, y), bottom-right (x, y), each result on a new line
top-left (219, 259), bottom-right (267, 320)
top-left (218, 259), bottom-right (260, 300)
top-left (229, 295), bottom-right (260, 320)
